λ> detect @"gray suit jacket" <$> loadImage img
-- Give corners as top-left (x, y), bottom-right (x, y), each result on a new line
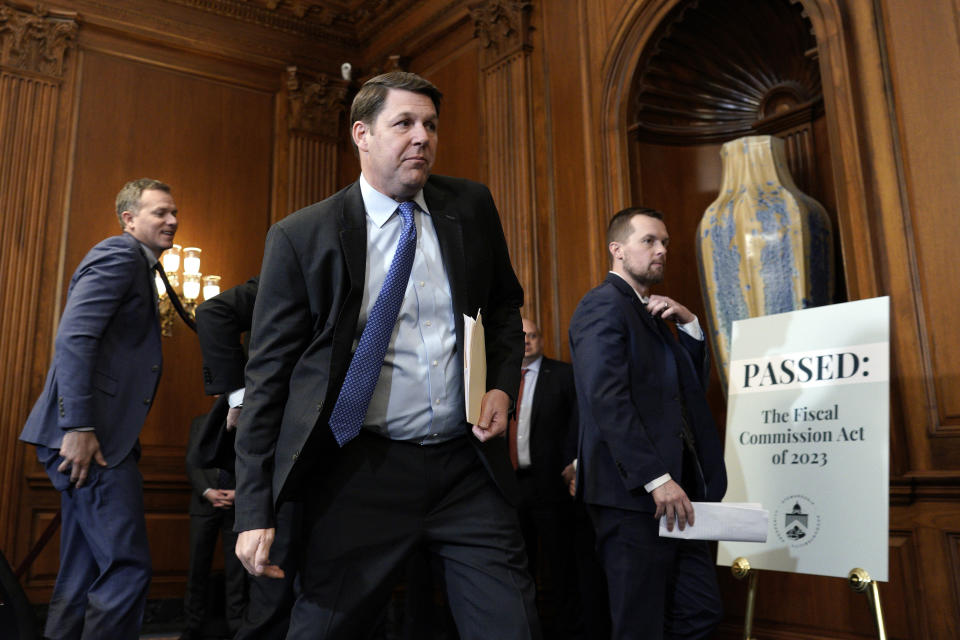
top-left (20, 232), bottom-right (163, 466)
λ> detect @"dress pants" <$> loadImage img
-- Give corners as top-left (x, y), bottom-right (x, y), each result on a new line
top-left (286, 431), bottom-right (541, 640)
top-left (588, 505), bottom-right (721, 640)
top-left (515, 471), bottom-right (579, 639)
top-left (183, 506), bottom-right (246, 635)
top-left (235, 499), bottom-right (302, 640)
top-left (39, 447), bottom-right (151, 640)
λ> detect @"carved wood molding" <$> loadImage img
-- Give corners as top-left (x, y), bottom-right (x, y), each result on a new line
top-left (162, 0), bottom-right (417, 44)
top-left (468, 0), bottom-right (531, 70)
top-left (286, 66), bottom-right (348, 139)
top-left (629, 0), bottom-right (821, 144)
top-left (0, 1), bottom-right (77, 79)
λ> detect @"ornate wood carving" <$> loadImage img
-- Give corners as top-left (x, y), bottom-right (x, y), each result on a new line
top-left (469, 0), bottom-right (538, 317)
top-left (284, 66), bottom-right (346, 212)
top-left (163, 0), bottom-right (417, 43)
top-left (0, 0), bottom-right (77, 553)
top-left (286, 66), bottom-right (348, 139)
top-left (629, 0), bottom-right (821, 144)
top-left (0, 1), bottom-right (77, 78)
top-left (468, 0), bottom-right (532, 68)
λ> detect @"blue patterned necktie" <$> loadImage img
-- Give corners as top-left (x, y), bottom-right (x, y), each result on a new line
top-left (328, 200), bottom-right (418, 446)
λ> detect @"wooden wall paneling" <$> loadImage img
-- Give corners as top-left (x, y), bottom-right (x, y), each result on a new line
top-left (878, 0), bottom-right (960, 461)
top-left (469, 0), bottom-right (540, 320)
top-left (282, 66), bottom-right (348, 215)
top-left (13, 26), bottom-right (281, 598)
top-left (0, 1), bottom-right (78, 556)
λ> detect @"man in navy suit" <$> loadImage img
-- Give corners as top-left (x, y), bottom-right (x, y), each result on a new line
top-left (233, 72), bottom-right (539, 639)
top-left (20, 178), bottom-right (178, 639)
top-left (569, 207), bottom-right (727, 640)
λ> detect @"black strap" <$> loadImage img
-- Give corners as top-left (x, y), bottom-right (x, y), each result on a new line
top-left (153, 263), bottom-right (198, 332)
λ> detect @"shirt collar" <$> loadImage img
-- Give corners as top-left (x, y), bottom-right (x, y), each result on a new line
top-left (359, 173), bottom-right (430, 228)
top-left (523, 355), bottom-right (543, 373)
top-left (138, 243), bottom-right (158, 267)
top-left (608, 270), bottom-right (648, 303)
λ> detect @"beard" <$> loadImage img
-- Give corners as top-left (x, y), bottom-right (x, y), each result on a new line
top-left (627, 263), bottom-right (664, 288)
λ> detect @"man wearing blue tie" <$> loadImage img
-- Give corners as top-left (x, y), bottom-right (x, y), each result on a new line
top-left (233, 72), bottom-right (539, 639)
top-left (20, 179), bottom-right (179, 640)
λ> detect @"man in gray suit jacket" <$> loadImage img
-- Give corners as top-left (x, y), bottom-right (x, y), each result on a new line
top-left (233, 72), bottom-right (539, 639)
top-left (20, 178), bottom-right (179, 640)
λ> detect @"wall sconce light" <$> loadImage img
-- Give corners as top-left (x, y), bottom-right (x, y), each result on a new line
top-left (155, 244), bottom-right (221, 337)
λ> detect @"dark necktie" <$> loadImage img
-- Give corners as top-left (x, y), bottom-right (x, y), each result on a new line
top-left (328, 201), bottom-right (418, 447)
top-left (508, 368), bottom-right (529, 470)
top-left (153, 263), bottom-right (197, 332)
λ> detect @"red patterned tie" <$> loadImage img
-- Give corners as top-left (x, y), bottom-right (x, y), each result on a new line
top-left (508, 368), bottom-right (529, 470)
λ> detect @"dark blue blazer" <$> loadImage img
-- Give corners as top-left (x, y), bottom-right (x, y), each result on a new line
top-left (568, 274), bottom-right (726, 512)
top-left (20, 232), bottom-right (163, 466)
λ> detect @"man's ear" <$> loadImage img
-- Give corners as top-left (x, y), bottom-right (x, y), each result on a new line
top-left (608, 241), bottom-right (621, 261)
top-left (120, 209), bottom-right (135, 230)
top-left (352, 120), bottom-right (368, 152)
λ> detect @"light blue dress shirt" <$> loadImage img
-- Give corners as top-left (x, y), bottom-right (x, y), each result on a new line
top-left (357, 174), bottom-right (466, 442)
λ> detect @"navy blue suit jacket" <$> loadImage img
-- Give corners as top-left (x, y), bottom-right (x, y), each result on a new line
top-left (568, 274), bottom-right (726, 513)
top-left (21, 232), bottom-right (163, 467)
top-left (234, 175), bottom-right (524, 531)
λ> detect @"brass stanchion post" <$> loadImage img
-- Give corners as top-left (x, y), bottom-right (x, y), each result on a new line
top-left (731, 557), bottom-right (758, 640)
top-left (848, 568), bottom-right (887, 640)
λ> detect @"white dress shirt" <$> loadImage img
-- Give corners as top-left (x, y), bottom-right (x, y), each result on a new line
top-left (515, 355), bottom-right (542, 469)
top-left (356, 174), bottom-right (465, 442)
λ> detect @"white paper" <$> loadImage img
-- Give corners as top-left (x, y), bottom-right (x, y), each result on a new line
top-left (659, 502), bottom-right (768, 542)
top-left (463, 311), bottom-right (486, 425)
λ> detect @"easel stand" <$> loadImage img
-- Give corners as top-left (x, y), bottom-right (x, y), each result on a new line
top-left (848, 568), bottom-right (888, 640)
top-left (731, 557), bottom-right (758, 640)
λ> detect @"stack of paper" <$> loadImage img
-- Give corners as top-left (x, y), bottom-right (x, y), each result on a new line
top-left (658, 502), bottom-right (768, 542)
top-left (463, 311), bottom-right (486, 425)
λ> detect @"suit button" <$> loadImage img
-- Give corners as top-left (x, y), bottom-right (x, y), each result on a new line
top-left (152, 365), bottom-right (159, 372)
top-left (143, 398), bottom-right (151, 405)
top-left (292, 450), bottom-right (299, 461)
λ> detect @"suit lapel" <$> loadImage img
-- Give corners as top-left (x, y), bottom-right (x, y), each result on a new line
top-left (528, 359), bottom-right (548, 432)
top-left (425, 180), bottom-right (468, 358)
top-left (331, 182), bottom-right (368, 378)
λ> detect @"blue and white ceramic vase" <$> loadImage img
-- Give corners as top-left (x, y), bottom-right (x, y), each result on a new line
top-left (696, 135), bottom-right (834, 391)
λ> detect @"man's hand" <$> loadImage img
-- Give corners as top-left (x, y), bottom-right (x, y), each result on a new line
top-left (57, 431), bottom-right (107, 487)
top-left (236, 528), bottom-right (285, 578)
top-left (561, 461), bottom-right (577, 497)
top-left (651, 479), bottom-right (695, 531)
top-left (226, 406), bottom-right (242, 431)
top-left (203, 488), bottom-right (235, 508)
top-left (473, 389), bottom-right (510, 441)
top-left (647, 295), bottom-right (694, 325)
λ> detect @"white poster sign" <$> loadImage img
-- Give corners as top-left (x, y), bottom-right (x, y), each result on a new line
top-left (717, 297), bottom-right (889, 580)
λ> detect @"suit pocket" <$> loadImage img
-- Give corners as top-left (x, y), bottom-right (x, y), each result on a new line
top-left (93, 370), bottom-right (118, 396)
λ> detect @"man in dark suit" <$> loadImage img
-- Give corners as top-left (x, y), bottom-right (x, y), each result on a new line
top-left (568, 207), bottom-right (727, 640)
top-left (194, 277), bottom-right (301, 640)
top-left (20, 178), bottom-right (179, 639)
top-left (509, 318), bottom-right (579, 637)
top-left (182, 415), bottom-right (246, 640)
top-left (233, 72), bottom-right (539, 639)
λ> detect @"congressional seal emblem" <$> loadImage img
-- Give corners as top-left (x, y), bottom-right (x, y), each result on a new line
top-left (773, 495), bottom-right (820, 547)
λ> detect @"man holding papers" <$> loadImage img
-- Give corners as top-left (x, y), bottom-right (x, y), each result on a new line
top-left (569, 206), bottom-right (727, 639)
top-left (233, 71), bottom-right (538, 639)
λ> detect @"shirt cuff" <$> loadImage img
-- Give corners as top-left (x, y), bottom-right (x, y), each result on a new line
top-left (228, 388), bottom-right (245, 408)
top-left (678, 316), bottom-right (703, 341)
top-left (68, 427), bottom-right (95, 432)
top-left (644, 473), bottom-right (672, 493)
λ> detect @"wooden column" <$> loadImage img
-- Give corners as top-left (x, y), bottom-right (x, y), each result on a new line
top-left (469, 0), bottom-right (538, 319)
top-left (279, 66), bottom-right (347, 217)
top-left (0, 1), bottom-right (77, 552)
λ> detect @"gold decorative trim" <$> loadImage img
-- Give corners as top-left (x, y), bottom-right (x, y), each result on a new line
top-left (0, 1), bottom-right (77, 79)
